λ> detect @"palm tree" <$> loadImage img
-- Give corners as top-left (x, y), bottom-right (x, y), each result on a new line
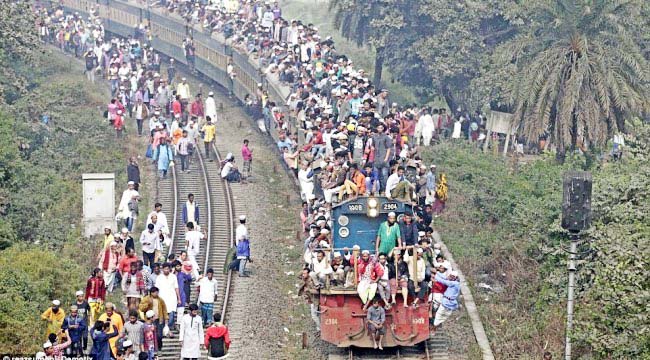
top-left (497, 0), bottom-right (650, 161)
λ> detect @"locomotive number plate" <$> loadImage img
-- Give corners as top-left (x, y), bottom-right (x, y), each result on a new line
top-left (347, 204), bottom-right (364, 212)
top-left (382, 202), bottom-right (398, 211)
top-left (325, 318), bottom-right (338, 325)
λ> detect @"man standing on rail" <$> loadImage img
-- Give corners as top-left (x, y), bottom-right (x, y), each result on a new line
top-left (205, 91), bottom-right (217, 124)
top-left (182, 193), bottom-right (200, 227)
top-left (431, 270), bottom-right (460, 335)
top-left (201, 117), bottom-right (216, 161)
top-left (197, 268), bottom-right (218, 326)
top-left (184, 222), bottom-right (205, 279)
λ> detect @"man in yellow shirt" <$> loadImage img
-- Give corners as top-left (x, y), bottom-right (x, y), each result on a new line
top-left (103, 227), bottom-right (115, 249)
top-left (97, 302), bottom-right (124, 357)
top-left (41, 299), bottom-right (66, 339)
top-left (201, 116), bottom-right (216, 161)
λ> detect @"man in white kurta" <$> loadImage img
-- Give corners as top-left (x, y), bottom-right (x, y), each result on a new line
top-left (205, 91), bottom-right (217, 124)
top-left (179, 304), bottom-right (204, 359)
top-left (155, 264), bottom-right (180, 327)
top-left (117, 181), bottom-right (139, 221)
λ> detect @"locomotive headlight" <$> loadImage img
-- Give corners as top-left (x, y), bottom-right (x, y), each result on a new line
top-left (368, 208), bottom-right (379, 218)
top-left (339, 227), bottom-right (350, 238)
top-left (338, 215), bottom-right (349, 226)
top-left (367, 197), bottom-right (378, 209)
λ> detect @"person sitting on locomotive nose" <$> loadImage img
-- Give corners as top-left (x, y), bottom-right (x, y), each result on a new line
top-left (309, 250), bottom-right (330, 288)
top-left (403, 247), bottom-right (428, 309)
top-left (330, 252), bottom-right (346, 285)
top-left (375, 212), bottom-right (402, 257)
top-left (366, 298), bottom-right (386, 350)
top-left (352, 251), bottom-right (384, 311)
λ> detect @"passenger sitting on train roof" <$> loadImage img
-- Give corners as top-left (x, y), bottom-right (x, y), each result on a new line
top-left (386, 166), bottom-right (415, 203)
top-left (366, 298), bottom-right (386, 350)
top-left (403, 248), bottom-right (428, 309)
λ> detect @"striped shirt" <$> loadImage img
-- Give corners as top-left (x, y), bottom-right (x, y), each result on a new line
top-left (122, 320), bottom-right (145, 347)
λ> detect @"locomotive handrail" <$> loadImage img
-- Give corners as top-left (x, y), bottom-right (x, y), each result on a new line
top-left (347, 319), bottom-right (368, 341)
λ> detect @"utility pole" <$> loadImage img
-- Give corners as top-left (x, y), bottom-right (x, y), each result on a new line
top-left (565, 232), bottom-right (579, 360)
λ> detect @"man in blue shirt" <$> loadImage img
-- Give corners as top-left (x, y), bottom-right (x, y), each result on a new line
top-left (432, 270), bottom-right (460, 334)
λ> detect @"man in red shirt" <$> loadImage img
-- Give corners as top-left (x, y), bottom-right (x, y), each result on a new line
top-left (118, 247), bottom-right (139, 276)
top-left (241, 139), bottom-right (253, 180)
top-left (204, 313), bottom-right (231, 358)
top-left (114, 110), bottom-right (124, 138)
top-left (189, 94), bottom-right (204, 122)
top-left (172, 94), bottom-right (182, 118)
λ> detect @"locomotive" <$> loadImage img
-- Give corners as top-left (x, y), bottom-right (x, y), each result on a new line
top-left (319, 196), bottom-right (430, 348)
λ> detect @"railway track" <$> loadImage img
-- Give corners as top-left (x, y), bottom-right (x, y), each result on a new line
top-left (156, 141), bottom-right (235, 359)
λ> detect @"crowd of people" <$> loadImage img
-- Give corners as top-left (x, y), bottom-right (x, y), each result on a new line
top-left (35, 6), bottom-right (236, 360)
top-left (35, 0), bottom-right (474, 356)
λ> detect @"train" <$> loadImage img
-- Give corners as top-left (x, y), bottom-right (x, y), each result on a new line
top-left (57, 0), bottom-right (430, 350)
top-left (320, 196), bottom-right (430, 348)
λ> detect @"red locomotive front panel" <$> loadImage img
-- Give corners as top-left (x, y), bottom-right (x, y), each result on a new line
top-left (320, 293), bottom-right (430, 348)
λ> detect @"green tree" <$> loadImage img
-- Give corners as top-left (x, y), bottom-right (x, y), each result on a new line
top-left (494, 0), bottom-right (650, 161)
top-left (0, 1), bottom-right (40, 103)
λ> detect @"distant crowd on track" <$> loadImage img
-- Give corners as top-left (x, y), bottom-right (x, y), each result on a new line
top-left (32, 0), bottom-right (495, 356)
top-left (34, 5), bottom-right (241, 360)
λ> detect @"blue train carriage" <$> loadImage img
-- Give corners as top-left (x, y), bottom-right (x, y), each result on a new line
top-left (332, 196), bottom-right (409, 252)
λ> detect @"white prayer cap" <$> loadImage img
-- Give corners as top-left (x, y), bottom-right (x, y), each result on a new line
top-left (418, 231), bottom-right (425, 237)
top-left (127, 181), bottom-right (135, 185)
top-left (181, 77), bottom-right (186, 81)
top-left (417, 248), bottom-right (424, 254)
top-left (449, 270), bottom-right (459, 278)
top-left (209, 91), bottom-right (214, 96)
top-left (387, 212), bottom-right (396, 218)
top-left (352, 245), bottom-right (360, 250)
top-left (122, 340), bottom-right (133, 347)
top-left (75, 290), bottom-right (84, 296)
top-left (433, 243), bottom-right (442, 249)
top-left (52, 300), bottom-right (61, 306)
top-left (43, 342), bottom-right (53, 349)
top-left (121, 227), bottom-right (129, 233)
top-left (319, 241), bottom-right (330, 248)
top-left (361, 250), bottom-right (370, 255)
top-left (239, 215), bottom-right (246, 221)
top-left (441, 261), bottom-right (451, 270)
top-left (333, 252), bottom-right (341, 257)
top-left (320, 228), bottom-right (330, 235)
top-left (146, 310), bottom-right (155, 318)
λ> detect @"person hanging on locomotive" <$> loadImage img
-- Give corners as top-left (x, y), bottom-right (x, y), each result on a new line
top-left (376, 253), bottom-right (392, 310)
top-left (403, 247), bottom-right (428, 309)
top-left (398, 211), bottom-right (419, 247)
top-left (431, 270), bottom-right (460, 335)
top-left (375, 212), bottom-right (402, 258)
top-left (366, 298), bottom-right (386, 350)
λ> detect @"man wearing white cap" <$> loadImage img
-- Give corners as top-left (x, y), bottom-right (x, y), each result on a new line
top-left (177, 77), bottom-right (191, 107)
top-left (375, 212), bottom-right (402, 257)
top-left (205, 91), bottom-right (217, 123)
top-left (432, 270), bottom-right (460, 334)
top-left (41, 300), bottom-right (66, 339)
top-left (235, 215), bottom-right (248, 245)
top-left (118, 181), bottom-right (139, 230)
